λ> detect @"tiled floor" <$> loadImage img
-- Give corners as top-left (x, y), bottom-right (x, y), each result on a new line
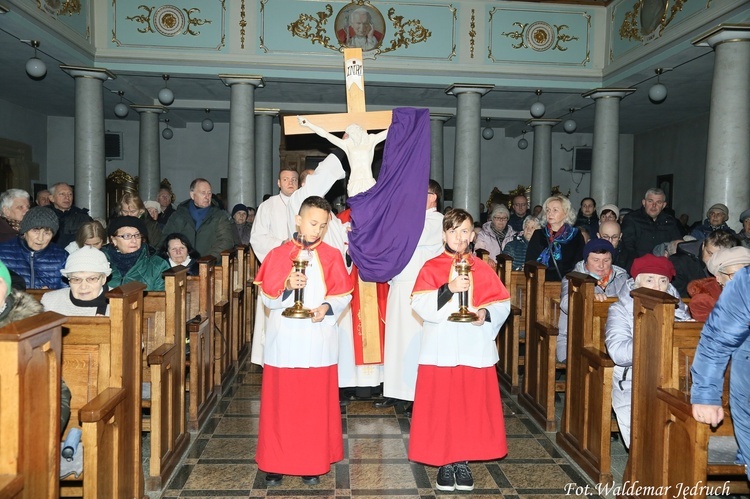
top-left (161, 360), bottom-right (605, 498)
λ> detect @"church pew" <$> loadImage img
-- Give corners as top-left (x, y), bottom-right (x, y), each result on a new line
top-left (245, 246), bottom-right (259, 350)
top-left (555, 272), bottom-right (618, 485)
top-left (141, 267), bottom-right (190, 491)
top-left (495, 254), bottom-right (525, 394)
top-left (185, 256), bottom-right (217, 432)
top-left (0, 311), bottom-right (65, 499)
top-left (213, 249), bottom-right (237, 393)
top-left (623, 288), bottom-right (748, 499)
top-left (518, 261), bottom-right (563, 432)
top-left (234, 245), bottom-right (248, 363)
top-left (60, 282), bottom-right (146, 498)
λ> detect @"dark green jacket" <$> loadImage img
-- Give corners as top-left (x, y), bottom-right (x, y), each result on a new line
top-left (159, 200), bottom-right (235, 259)
top-left (103, 245), bottom-right (170, 291)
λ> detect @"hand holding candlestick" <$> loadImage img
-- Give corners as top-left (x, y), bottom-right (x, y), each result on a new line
top-left (282, 236), bottom-right (315, 319)
top-left (448, 251), bottom-right (478, 323)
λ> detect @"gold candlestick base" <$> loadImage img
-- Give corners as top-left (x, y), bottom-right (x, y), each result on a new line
top-left (282, 301), bottom-right (314, 319)
top-left (448, 306), bottom-right (478, 323)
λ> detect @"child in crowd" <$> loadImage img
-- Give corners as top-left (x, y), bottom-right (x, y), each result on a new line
top-left (254, 196), bottom-right (352, 486)
top-left (408, 208), bottom-right (510, 491)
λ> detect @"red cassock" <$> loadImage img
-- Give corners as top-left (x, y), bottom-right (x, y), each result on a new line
top-left (254, 239), bottom-right (352, 476)
top-left (408, 252), bottom-right (509, 466)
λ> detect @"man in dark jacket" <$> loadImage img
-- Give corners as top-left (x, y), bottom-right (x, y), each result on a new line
top-left (508, 194), bottom-right (531, 232)
top-left (617, 187), bottom-right (683, 272)
top-left (159, 178), bottom-right (235, 259)
top-left (46, 182), bottom-right (92, 249)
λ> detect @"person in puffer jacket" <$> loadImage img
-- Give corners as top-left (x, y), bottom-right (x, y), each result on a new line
top-left (0, 206), bottom-right (67, 289)
top-left (101, 216), bottom-right (169, 291)
top-left (604, 254), bottom-right (691, 449)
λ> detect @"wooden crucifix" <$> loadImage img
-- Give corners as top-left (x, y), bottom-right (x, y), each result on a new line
top-left (282, 48), bottom-right (390, 366)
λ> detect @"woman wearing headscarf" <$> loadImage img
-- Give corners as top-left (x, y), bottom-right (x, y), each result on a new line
top-left (102, 216), bottom-right (169, 291)
top-left (41, 246), bottom-right (112, 316)
top-left (525, 194), bottom-right (585, 281)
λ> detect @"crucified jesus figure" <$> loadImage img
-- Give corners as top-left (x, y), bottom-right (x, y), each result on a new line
top-left (297, 116), bottom-right (388, 197)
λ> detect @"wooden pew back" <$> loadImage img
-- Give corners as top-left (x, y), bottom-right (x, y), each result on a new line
top-left (556, 272), bottom-right (618, 484)
top-left (213, 249), bottom-right (236, 392)
top-left (234, 245), bottom-right (248, 362)
top-left (245, 247), bottom-right (259, 349)
top-left (625, 288), bottom-right (748, 498)
top-left (185, 256), bottom-right (217, 431)
top-left (0, 311), bottom-right (66, 499)
top-left (495, 254), bottom-right (524, 394)
top-left (519, 261), bottom-right (562, 432)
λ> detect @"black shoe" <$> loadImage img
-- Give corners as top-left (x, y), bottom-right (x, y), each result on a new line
top-left (265, 473), bottom-right (283, 486)
top-left (373, 397), bottom-right (400, 408)
top-left (453, 462), bottom-right (474, 491)
top-left (403, 402), bottom-right (413, 418)
top-left (302, 475), bottom-right (320, 485)
top-left (436, 464), bottom-right (455, 491)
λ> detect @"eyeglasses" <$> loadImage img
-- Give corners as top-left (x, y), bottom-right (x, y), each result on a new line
top-left (115, 233), bottom-right (142, 240)
top-left (68, 275), bottom-right (103, 285)
top-left (599, 234), bottom-right (620, 241)
top-left (493, 216), bottom-right (509, 221)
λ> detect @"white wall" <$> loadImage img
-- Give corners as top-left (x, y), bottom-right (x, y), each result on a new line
top-left (632, 113), bottom-right (709, 225)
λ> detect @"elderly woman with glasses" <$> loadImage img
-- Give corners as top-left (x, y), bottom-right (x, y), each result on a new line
top-left (474, 204), bottom-right (515, 262)
top-left (102, 216), bottom-right (169, 291)
top-left (41, 246), bottom-right (112, 316)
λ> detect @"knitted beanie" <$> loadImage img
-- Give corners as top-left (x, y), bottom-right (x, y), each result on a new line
top-left (19, 206), bottom-right (59, 235)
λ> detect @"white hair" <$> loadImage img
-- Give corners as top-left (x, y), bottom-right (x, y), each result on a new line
top-left (0, 189), bottom-right (30, 210)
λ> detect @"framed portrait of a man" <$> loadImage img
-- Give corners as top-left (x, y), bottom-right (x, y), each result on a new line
top-left (335, 4), bottom-right (386, 51)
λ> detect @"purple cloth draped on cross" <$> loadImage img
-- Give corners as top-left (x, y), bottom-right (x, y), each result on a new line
top-left (347, 107), bottom-right (431, 282)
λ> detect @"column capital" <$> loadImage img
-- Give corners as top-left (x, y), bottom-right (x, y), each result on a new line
top-left (582, 88), bottom-right (635, 100)
top-left (131, 105), bottom-right (167, 114)
top-left (693, 24), bottom-right (750, 48)
top-left (528, 119), bottom-right (561, 128)
top-left (255, 108), bottom-right (279, 116)
top-left (445, 84), bottom-right (494, 97)
top-left (430, 113), bottom-right (453, 122)
top-left (219, 74), bottom-right (265, 88)
top-left (60, 65), bottom-right (115, 82)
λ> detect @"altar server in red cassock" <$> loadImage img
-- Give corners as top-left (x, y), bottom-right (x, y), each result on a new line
top-left (254, 196), bottom-right (353, 487)
top-left (408, 209), bottom-right (510, 492)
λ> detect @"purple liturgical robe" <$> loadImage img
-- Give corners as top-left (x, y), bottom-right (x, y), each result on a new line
top-left (347, 107), bottom-right (430, 282)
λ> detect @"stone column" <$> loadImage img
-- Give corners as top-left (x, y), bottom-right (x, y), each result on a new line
top-left (429, 113), bottom-right (452, 188)
top-left (131, 106), bottom-right (167, 202)
top-left (255, 109), bottom-right (278, 207)
top-left (220, 75), bottom-right (265, 209)
top-left (60, 66), bottom-right (114, 220)
top-left (445, 84), bottom-right (493, 220)
top-left (583, 88), bottom-right (635, 206)
top-left (529, 119), bottom-right (561, 208)
top-left (693, 25), bottom-right (750, 232)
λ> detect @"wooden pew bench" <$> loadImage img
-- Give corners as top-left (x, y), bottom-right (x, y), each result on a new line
top-left (213, 249), bottom-right (236, 393)
top-left (141, 267), bottom-right (190, 491)
top-left (519, 261), bottom-right (563, 432)
top-left (556, 272), bottom-right (619, 485)
top-left (245, 246), bottom-right (259, 354)
top-left (234, 245), bottom-right (248, 363)
top-left (624, 289), bottom-right (749, 498)
top-left (185, 256), bottom-right (218, 431)
top-left (495, 254), bottom-right (526, 394)
top-left (0, 311), bottom-right (66, 499)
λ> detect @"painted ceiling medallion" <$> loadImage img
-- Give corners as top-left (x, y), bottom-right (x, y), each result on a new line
top-left (525, 21), bottom-right (554, 51)
top-left (154, 5), bottom-right (187, 37)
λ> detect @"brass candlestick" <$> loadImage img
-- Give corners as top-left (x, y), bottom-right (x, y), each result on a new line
top-left (448, 256), bottom-right (478, 323)
top-left (282, 251), bottom-right (314, 319)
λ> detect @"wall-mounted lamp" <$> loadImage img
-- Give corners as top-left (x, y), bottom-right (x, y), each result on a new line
top-left (23, 40), bottom-right (46, 79)
top-left (162, 118), bottom-right (173, 140)
top-left (481, 117), bottom-right (494, 140)
top-left (114, 90), bottom-right (129, 118)
top-left (649, 68), bottom-right (668, 104)
top-left (530, 89), bottom-right (545, 118)
top-left (563, 108), bottom-right (577, 134)
top-left (158, 74), bottom-right (174, 106)
top-left (518, 130), bottom-right (529, 150)
top-left (201, 109), bottom-right (214, 132)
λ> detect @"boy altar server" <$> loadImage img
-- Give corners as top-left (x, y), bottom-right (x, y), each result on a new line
top-left (409, 209), bottom-right (510, 491)
top-left (254, 196), bottom-right (353, 486)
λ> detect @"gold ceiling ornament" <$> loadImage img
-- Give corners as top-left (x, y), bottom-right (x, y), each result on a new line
top-left (469, 9), bottom-right (476, 59)
top-left (287, 1), bottom-right (431, 55)
top-left (37, 0), bottom-right (81, 16)
top-left (240, 0), bottom-right (247, 49)
top-left (619, 0), bottom-right (687, 42)
top-left (501, 20), bottom-right (578, 52)
top-left (126, 4), bottom-right (212, 37)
